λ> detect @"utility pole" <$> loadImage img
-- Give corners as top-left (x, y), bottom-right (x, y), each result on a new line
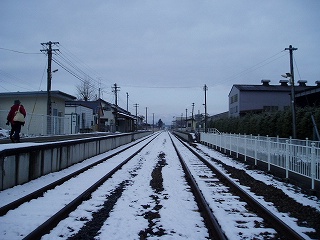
top-left (134, 103), bottom-right (139, 131)
top-left (185, 108), bottom-right (188, 130)
top-left (203, 84), bottom-right (208, 133)
top-left (41, 41), bottom-right (59, 134)
top-left (112, 83), bottom-right (120, 131)
top-left (126, 92), bottom-right (129, 112)
top-left (192, 103), bottom-right (195, 132)
top-left (112, 83), bottom-right (120, 105)
top-left (285, 45), bottom-right (298, 139)
top-left (145, 107), bottom-right (148, 130)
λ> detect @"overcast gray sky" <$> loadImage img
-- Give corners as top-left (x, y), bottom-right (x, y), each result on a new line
top-left (1, 1), bottom-right (320, 124)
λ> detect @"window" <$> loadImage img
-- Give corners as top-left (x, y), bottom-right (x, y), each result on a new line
top-left (230, 94), bottom-right (238, 104)
top-left (82, 113), bottom-right (86, 128)
top-left (263, 106), bottom-right (278, 112)
top-left (229, 106), bottom-right (238, 114)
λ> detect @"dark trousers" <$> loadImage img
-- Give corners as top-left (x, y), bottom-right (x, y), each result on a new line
top-left (10, 122), bottom-right (23, 142)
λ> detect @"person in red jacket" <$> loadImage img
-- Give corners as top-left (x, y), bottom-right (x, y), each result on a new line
top-left (6, 100), bottom-right (27, 143)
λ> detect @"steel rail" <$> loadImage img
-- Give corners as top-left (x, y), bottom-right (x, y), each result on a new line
top-left (0, 133), bottom-right (156, 216)
top-left (169, 133), bottom-right (227, 240)
top-left (22, 133), bottom-right (159, 240)
top-left (174, 134), bottom-right (305, 240)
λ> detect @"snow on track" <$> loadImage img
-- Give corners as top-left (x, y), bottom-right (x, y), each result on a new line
top-left (42, 132), bottom-right (208, 239)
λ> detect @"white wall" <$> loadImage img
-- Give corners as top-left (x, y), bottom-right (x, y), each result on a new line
top-left (0, 93), bottom-right (72, 136)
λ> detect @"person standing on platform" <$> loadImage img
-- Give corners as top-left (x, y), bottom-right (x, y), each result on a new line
top-left (6, 100), bottom-right (27, 143)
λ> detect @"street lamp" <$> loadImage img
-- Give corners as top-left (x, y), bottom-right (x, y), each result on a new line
top-left (281, 72), bottom-right (296, 138)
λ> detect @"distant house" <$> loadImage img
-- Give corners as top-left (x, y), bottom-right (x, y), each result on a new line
top-left (172, 116), bottom-right (185, 130)
top-left (228, 79), bottom-right (315, 117)
top-left (65, 101), bottom-right (94, 133)
top-left (186, 117), bottom-right (196, 132)
top-left (210, 111), bottom-right (229, 121)
top-left (0, 91), bottom-right (76, 135)
top-left (114, 105), bottom-right (135, 132)
top-left (66, 99), bottom-right (135, 133)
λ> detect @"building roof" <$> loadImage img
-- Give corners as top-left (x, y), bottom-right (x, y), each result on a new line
top-left (117, 112), bottom-right (135, 120)
top-left (0, 90), bottom-right (76, 101)
top-left (65, 100), bottom-right (103, 114)
top-left (65, 101), bottom-right (95, 109)
top-left (295, 85), bottom-right (320, 107)
top-left (66, 99), bottom-right (134, 118)
top-left (295, 85), bottom-right (320, 97)
top-left (229, 83), bottom-right (314, 96)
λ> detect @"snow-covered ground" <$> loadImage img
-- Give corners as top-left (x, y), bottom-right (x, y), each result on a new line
top-left (0, 127), bottom-right (9, 138)
top-left (0, 131), bottom-right (319, 239)
top-left (196, 144), bottom-right (320, 212)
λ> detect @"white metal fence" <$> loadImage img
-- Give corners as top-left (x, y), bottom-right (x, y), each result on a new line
top-left (201, 131), bottom-right (320, 190)
top-left (0, 110), bottom-right (71, 136)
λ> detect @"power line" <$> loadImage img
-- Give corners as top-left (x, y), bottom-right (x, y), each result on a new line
top-left (220, 50), bottom-right (288, 84)
top-left (293, 56), bottom-right (302, 81)
top-left (52, 45), bottom-right (110, 97)
top-left (0, 69), bottom-right (36, 91)
top-left (55, 51), bottom-right (95, 83)
top-left (52, 55), bottom-right (97, 88)
top-left (58, 44), bottom-right (109, 89)
top-left (59, 44), bottom-right (106, 84)
top-left (52, 57), bottom-right (101, 97)
top-left (119, 50), bottom-right (288, 90)
top-left (0, 47), bottom-right (41, 55)
top-left (52, 58), bottom-right (84, 82)
top-left (120, 84), bottom-right (200, 89)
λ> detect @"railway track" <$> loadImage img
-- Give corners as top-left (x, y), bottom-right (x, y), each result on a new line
top-left (0, 133), bottom-right (156, 217)
top-left (0, 133), bottom-right (159, 239)
top-left (0, 131), bottom-right (317, 239)
top-left (170, 133), bottom-right (309, 240)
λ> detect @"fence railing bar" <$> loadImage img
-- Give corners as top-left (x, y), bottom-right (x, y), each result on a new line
top-left (200, 132), bottom-right (320, 190)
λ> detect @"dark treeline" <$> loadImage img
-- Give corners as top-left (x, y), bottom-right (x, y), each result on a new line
top-left (209, 107), bottom-right (320, 140)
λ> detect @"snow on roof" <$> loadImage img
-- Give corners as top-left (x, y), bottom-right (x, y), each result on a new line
top-left (0, 91), bottom-right (76, 100)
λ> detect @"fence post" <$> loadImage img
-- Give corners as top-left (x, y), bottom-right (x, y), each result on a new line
top-left (217, 133), bottom-right (219, 149)
top-left (254, 136), bottom-right (257, 166)
top-left (267, 136), bottom-right (271, 172)
top-left (236, 133), bottom-right (239, 158)
top-left (26, 115), bottom-right (29, 136)
top-left (285, 140), bottom-right (289, 179)
top-left (229, 133), bottom-right (232, 155)
top-left (244, 134), bottom-right (247, 162)
top-left (311, 142), bottom-right (316, 190)
top-left (276, 135), bottom-right (279, 165)
top-left (224, 134), bottom-right (227, 153)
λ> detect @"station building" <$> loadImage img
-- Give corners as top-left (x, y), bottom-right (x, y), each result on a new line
top-left (0, 91), bottom-right (136, 136)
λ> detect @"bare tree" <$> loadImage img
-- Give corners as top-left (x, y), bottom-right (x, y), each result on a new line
top-left (76, 78), bottom-right (95, 101)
